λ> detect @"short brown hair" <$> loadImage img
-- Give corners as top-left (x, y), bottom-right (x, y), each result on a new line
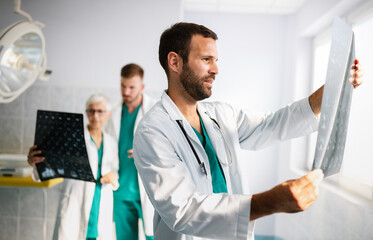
top-left (121, 63), bottom-right (144, 79)
top-left (158, 22), bottom-right (218, 77)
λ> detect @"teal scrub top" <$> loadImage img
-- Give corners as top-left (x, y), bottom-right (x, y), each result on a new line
top-left (86, 136), bottom-right (103, 239)
top-left (192, 115), bottom-right (228, 193)
top-left (114, 104), bottom-right (141, 200)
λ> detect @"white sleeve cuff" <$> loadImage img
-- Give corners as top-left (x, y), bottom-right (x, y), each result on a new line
top-left (236, 195), bottom-right (254, 239)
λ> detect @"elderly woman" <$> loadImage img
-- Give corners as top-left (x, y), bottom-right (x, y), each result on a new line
top-left (27, 93), bottom-right (119, 240)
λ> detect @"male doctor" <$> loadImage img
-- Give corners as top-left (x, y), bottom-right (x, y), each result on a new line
top-left (105, 63), bottom-right (156, 240)
top-left (133, 23), bottom-right (363, 240)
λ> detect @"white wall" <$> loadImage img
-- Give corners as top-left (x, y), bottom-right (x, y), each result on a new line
top-left (184, 11), bottom-right (287, 112)
top-left (0, 0), bottom-right (181, 239)
top-left (0, 0), bottom-right (179, 95)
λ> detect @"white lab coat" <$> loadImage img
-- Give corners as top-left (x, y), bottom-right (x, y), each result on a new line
top-left (34, 126), bottom-right (119, 240)
top-left (105, 93), bottom-right (157, 237)
top-left (133, 92), bottom-right (319, 240)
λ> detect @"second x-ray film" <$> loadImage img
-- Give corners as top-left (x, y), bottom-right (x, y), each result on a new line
top-left (312, 17), bottom-right (355, 176)
top-left (34, 110), bottom-right (95, 182)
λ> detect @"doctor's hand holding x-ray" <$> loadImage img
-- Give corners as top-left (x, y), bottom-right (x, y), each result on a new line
top-left (133, 22), bottom-right (364, 240)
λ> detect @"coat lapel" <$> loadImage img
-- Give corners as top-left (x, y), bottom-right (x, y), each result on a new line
top-left (198, 106), bottom-right (229, 166)
top-left (161, 92), bottom-right (202, 147)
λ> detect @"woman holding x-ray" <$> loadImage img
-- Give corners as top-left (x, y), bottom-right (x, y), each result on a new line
top-left (27, 93), bottom-right (119, 240)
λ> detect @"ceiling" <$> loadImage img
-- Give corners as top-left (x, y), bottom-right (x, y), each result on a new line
top-left (183, 0), bottom-right (307, 15)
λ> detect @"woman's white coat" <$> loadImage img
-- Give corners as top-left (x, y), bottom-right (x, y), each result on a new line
top-left (50, 126), bottom-right (119, 240)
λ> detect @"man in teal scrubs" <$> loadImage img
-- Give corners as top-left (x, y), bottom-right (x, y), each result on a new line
top-left (105, 63), bottom-right (156, 240)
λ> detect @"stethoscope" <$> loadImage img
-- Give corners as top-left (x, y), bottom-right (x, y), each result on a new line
top-left (176, 114), bottom-right (232, 176)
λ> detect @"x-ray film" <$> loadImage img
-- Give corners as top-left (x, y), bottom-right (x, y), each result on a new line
top-left (312, 17), bottom-right (355, 176)
top-left (34, 110), bottom-right (95, 182)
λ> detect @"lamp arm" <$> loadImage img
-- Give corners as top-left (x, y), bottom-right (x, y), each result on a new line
top-left (0, 93), bottom-right (22, 103)
top-left (14, 0), bottom-right (33, 22)
top-left (38, 54), bottom-right (52, 81)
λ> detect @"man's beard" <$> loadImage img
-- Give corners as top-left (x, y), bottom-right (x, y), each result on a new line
top-left (179, 64), bottom-right (215, 101)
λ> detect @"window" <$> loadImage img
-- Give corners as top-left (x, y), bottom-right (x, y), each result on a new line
top-left (310, 13), bottom-right (373, 200)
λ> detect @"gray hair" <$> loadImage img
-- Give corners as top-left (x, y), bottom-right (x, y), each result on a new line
top-left (85, 93), bottom-right (112, 112)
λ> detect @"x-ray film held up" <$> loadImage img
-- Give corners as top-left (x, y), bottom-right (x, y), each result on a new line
top-left (312, 17), bottom-right (355, 177)
top-left (34, 110), bottom-right (95, 182)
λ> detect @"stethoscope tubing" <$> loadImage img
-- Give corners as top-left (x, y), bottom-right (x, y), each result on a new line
top-left (176, 120), bottom-right (207, 176)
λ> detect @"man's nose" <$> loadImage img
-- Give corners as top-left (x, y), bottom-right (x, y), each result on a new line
top-left (209, 61), bottom-right (219, 75)
top-left (123, 88), bottom-right (130, 95)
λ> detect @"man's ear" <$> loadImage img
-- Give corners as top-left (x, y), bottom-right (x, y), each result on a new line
top-left (168, 51), bottom-right (182, 74)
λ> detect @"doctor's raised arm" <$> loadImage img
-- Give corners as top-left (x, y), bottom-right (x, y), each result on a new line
top-left (133, 22), bottom-right (363, 240)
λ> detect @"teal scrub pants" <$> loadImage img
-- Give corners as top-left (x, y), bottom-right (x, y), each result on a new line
top-left (114, 199), bottom-right (153, 240)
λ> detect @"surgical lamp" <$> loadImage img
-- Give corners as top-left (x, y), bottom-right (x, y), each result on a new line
top-left (0, 0), bottom-right (51, 103)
